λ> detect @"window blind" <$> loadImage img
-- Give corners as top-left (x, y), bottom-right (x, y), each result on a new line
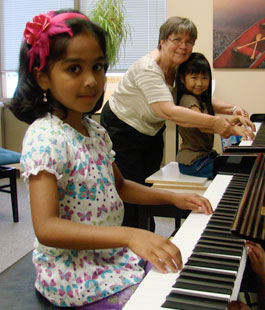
top-left (1, 0), bottom-right (165, 72)
top-left (80, 0), bottom-right (166, 72)
top-left (0, 0), bottom-right (75, 71)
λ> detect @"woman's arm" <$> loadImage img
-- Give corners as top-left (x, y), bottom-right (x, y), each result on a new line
top-left (29, 170), bottom-right (183, 273)
top-left (212, 96), bottom-right (249, 117)
top-left (186, 106), bottom-right (255, 138)
top-left (150, 100), bottom-right (255, 139)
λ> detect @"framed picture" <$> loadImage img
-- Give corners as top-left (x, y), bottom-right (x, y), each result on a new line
top-left (213, 0), bottom-right (265, 68)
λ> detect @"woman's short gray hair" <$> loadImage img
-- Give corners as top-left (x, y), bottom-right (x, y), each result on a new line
top-left (158, 16), bottom-right (197, 49)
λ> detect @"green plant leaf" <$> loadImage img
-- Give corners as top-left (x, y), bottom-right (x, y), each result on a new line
top-left (88, 0), bottom-right (131, 68)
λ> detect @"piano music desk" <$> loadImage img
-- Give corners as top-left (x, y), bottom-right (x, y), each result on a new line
top-left (140, 162), bottom-right (212, 231)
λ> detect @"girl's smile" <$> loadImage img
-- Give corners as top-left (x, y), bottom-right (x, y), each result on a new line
top-left (182, 72), bottom-right (210, 96)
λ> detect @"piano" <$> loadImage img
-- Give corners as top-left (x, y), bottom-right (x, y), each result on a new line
top-left (124, 151), bottom-right (265, 309)
top-left (123, 115), bottom-right (264, 310)
top-left (124, 173), bottom-right (248, 310)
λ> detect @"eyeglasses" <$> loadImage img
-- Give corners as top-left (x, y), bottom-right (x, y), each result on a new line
top-left (168, 37), bottom-right (194, 48)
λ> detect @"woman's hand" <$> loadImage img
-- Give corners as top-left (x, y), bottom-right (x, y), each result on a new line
top-left (212, 116), bottom-right (255, 139)
top-left (172, 193), bottom-right (213, 215)
top-left (230, 125), bottom-right (255, 141)
top-left (213, 116), bottom-right (236, 138)
top-left (232, 106), bottom-right (249, 118)
top-left (229, 116), bottom-right (256, 131)
top-left (127, 228), bottom-right (182, 273)
top-left (229, 115), bottom-right (255, 140)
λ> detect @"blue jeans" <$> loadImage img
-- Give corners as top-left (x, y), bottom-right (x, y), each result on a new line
top-left (178, 151), bottom-right (218, 180)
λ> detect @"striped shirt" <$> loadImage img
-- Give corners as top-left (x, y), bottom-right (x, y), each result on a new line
top-left (109, 53), bottom-right (174, 136)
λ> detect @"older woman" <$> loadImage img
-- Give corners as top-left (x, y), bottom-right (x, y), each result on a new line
top-left (100, 16), bottom-right (254, 229)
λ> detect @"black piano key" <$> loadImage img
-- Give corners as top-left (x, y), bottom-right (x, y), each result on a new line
top-left (207, 221), bottom-right (232, 228)
top-left (204, 227), bottom-right (233, 235)
top-left (203, 228), bottom-right (240, 239)
top-left (209, 215), bottom-right (233, 222)
top-left (179, 268), bottom-right (236, 283)
top-left (207, 221), bottom-right (232, 229)
top-left (223, 190), bottom-right (243, 195)
top-left (210, 214), bottom-right (234, 222)
top-left (211, 217), bottom-right (234, 224)
top-left (221, 191), bottom-right (243, 197)
top-left (217, 202), bottom-right (238, 210)
top-left (173, 275), bottom-right (233, 295)
top-left (212, 211), bottom-right (235, 218)
top-left (162, 292), bottom-right (228, 309)
top-left (186, 254), bottom-right (240, 271)
top-left (216, 203), bottom-right (238, 208)
top-left (216, 204), bottom-right (239, 210)
top-left (220, 197), bottom-right (241, 203)
top-left (200, 232), bottom-right (244, 244)
top-left (208, 216), bottom-right (233, 223)
top-left (221, 195), bottom-right (241, 201)
top-left (228, 177), bottom-right (247, 184)
top-left (199, 236), bottom-right (244, 248)
top-left (193, 242), bottom-right (243, 256)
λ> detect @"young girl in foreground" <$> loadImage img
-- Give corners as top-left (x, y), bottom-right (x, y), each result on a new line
top-left (9, 10), bottom-right (212, 309)
top-left (176, 53), bottom-right (251, 179)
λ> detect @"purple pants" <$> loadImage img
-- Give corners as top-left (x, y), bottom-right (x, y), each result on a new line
top-left (74, 262), bottom-right (153, 310)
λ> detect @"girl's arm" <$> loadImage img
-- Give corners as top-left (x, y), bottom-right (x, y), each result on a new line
top-left (29, 170), bottom-right (182, 273)
top-left (113, 162), bottom-right (213, 215)
top-left (150, 100), bottom-right (254, 140)
top-left (212, 96), bottom-right (249, 117)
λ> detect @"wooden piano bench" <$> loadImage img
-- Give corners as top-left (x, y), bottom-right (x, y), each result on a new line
top-left (0, 251), bottom-right (69, 310)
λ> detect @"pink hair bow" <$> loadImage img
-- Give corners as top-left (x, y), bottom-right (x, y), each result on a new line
top-left (24, 11), bottom-right (89, 71)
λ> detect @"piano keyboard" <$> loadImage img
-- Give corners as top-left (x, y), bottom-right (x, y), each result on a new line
top-left (123, 174), bottom-right (247, 310)
top-left (252, 121), bottom-right (265, 146)
top-left (239, 121), bottom-right (264, 147)
top-left (162, 174), bottom-right (248, 310)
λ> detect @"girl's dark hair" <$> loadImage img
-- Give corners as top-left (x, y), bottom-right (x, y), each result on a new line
top-left (8, 9), bottom-right (109, 124)
top-left (176, 52), bottom-right (214, 116)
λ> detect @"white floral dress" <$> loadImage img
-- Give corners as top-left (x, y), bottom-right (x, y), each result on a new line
top-left (20, 114), bottom-right (145, 307)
